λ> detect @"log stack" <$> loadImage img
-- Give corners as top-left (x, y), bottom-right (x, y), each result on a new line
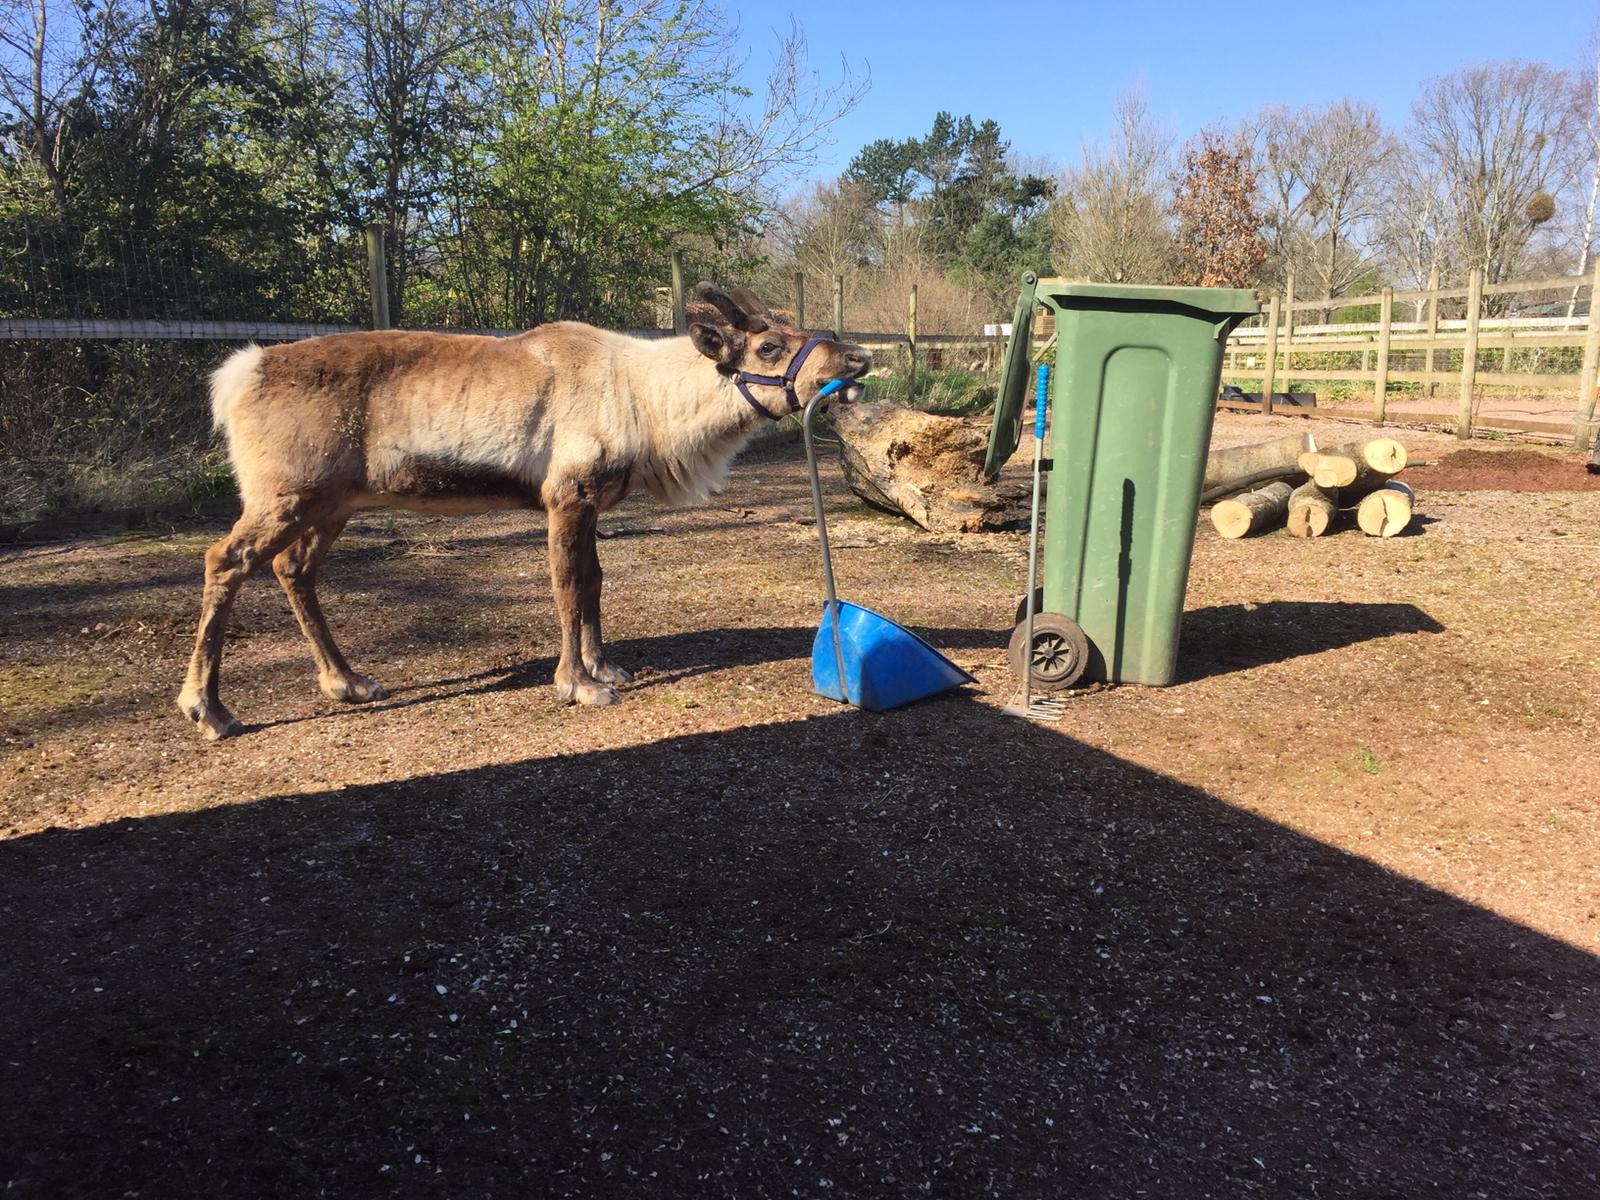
top-left (1207, 436), bottom-right (1417, 539)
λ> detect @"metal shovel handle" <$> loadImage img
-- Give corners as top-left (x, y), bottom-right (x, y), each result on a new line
top-left (803, 381), bottom-right (849, 699)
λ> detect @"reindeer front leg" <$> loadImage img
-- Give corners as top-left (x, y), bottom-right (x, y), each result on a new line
top-left (547, 495), bottom-right (621, 707)
top-left (579, 531), bottom-right (632, 686)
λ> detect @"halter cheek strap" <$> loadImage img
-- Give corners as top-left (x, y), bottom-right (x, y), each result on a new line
top-left (734, 336), bottom-right (828, 420)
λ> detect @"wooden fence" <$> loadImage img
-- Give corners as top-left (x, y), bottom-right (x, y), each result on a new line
top-left (1221, 264), bottom-right (1600, 447)
top-left (6, 231), bottom-right (1599, 447)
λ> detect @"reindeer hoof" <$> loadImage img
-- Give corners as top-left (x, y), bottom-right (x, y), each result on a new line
top-left (554, 677), bottom-right (622, 707)
top-left (177, 693), bottom-right (244, 741)
top-left (321, 672), bottom-right (389, 703)
top-left (587, 660), bottom-right (633, 686)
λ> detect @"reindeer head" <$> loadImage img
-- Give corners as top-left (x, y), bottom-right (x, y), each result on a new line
top-left (689, 283), bottom-right (872, 419)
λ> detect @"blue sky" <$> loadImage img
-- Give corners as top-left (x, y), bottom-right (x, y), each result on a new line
top-left (732, 0), bottom-right (1597, 185)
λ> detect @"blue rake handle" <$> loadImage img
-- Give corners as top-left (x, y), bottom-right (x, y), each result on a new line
top-left (1021, 363), bottom-right (1049, 710)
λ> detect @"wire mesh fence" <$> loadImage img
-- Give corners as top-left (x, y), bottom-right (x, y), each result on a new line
top-left (0, 219), bottom-right (368, 335)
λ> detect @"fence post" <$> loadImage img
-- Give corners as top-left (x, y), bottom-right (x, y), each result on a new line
top-left (1458, 267), bottom-right (1483, 440)
top-left (1374, 286), bottom-right (1393, 424)
top-left (833, 274), bottom-right (844, 342)
top-left (793, 272), bottom-right (805, 330)
top-left (1260, 294), bottom-right (1281, 416)
top-left (1424, 265), bottom-right (1439, 398)
top-left (1574, 257), bottom-right (1600, 449)
top-left (907, 284), bottom-right (918, 401)
top-left (365, 224), bottom-right (390, 330)
top-left (670, 250), bottom-right (687, 335)
top-left (1280, 270), bottom-right (1294, 405)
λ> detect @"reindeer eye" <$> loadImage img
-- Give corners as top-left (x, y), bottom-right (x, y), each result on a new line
top-left (758, 340), bottom-right (782, 359)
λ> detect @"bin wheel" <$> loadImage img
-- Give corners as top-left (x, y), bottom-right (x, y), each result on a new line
top-left (1008, 613), bottom-right (1090, 692)
top-left (1013, 588), bottom-right (1045, 625)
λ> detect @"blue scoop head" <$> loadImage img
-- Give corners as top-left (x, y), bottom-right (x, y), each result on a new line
top-left (811, 602), bottom-right (975, 712)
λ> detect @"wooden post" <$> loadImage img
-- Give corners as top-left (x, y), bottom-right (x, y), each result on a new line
top-left (1458, 267), bottom-right (1483, 440)
top-left (907, 284), bottom-right (918, 402)
top-left (1373, 286), bottom-right (1393, 424)
top-left (1424, 265), bottom-right (1439, 398)
top-left (670, 249), bottom-right (687, 335)
top-left (833, 274), bottom-right (844, 341)
top-left (1575, 258), bottom-right (1600, 448)
top-left (1260, 294), bottom-right (1281, 415)
top-left (1280, 270), bottom-right (1294, 405)
top-left (365, 224), bottom-right (390, 330)
top-left (793, 272), bottom-right (805, 330)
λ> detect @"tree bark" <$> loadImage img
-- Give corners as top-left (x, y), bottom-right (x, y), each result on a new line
top-left (1286, 480), bottom-right (1339, 538)
top-left (832, 401), bottom-right (1028, 533)
top-left (1209, 481), bottom-right (1293, 539)
top-left (1199, 433), bottom-right (1317, 504)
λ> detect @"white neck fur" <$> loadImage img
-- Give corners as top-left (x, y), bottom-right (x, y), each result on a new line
top-left (616, 336), bottom-right (769, 507)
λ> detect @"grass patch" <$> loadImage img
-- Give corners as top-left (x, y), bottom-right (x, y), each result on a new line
top-left (0, 664), bottom-right (123, 722)
top-left (868, 368), bottom-right (996, 416)
top-left (1357, 748), bottom-right (1382, 775)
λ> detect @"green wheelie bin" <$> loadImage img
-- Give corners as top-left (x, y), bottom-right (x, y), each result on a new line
top-left (985, 274), bottom-right (1260, 688)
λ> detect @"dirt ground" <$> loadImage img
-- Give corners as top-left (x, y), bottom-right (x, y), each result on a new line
top-left (2, 411), bottom-right (1598, 1197)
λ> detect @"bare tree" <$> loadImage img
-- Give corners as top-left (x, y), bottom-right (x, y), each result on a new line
top-left (331, 0), bottom-right (488, 320)
top-left (1375, 152), bottom-right (1443, 317)
top-left (0, 0), bottom-right (114, 214)
top-left (1408, 62), bottom-right (1578, 286)
top-left (1566, 27), bottom-right (1600, 315)
top-left (1254, 100), bottom-right (1392, 304)
top-left (1050, 89), bottom-right (1174, 283)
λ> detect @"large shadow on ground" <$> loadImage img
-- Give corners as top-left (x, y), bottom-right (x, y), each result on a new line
top-left (1179, 600), bottom-right (1445, 682)
top-left (2, 698), bottom-right (1593, 1198)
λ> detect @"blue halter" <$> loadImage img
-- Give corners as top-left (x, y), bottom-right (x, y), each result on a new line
top-left (734, 336), bottom-right (829, 420)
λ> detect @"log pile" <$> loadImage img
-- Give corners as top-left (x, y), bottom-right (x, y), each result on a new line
top-left (1207, 436), bottom-right (1418, 539)
top-left (826, 401), bottom-right (1421, 539)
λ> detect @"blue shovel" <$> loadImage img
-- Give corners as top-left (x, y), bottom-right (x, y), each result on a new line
top-left (801, 380), bottom-right (975, 711)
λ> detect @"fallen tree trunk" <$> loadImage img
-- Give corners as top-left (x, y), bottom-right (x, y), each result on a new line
top-left (1201, 434), bottom-right (1316, 504)
top-left (1356, 480), bottom-right (1415, 538)
top-left (1209, 480), bottom-right (1293, 539)
top-left (832, 401), bottom-right (1028, 533)
top-left (1286, 480), bottom-right (1339, 538)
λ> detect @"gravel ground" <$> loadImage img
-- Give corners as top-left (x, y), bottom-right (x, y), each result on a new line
top-left (2, 416), bottom-right (1597, 1197)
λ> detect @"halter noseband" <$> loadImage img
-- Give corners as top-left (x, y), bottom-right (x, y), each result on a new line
top-left (734, 336), bottom-right (828, 420)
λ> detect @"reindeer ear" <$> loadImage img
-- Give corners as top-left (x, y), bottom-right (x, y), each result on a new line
top-left (694, 281), bottom-right (770, 332)
top-left (689, 322), bottom-right (744, 365)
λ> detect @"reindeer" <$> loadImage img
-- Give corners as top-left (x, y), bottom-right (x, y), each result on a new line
top-left (177, 284), bottom-right (871, 739)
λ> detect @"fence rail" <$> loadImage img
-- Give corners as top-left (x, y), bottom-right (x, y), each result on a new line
top-left (1224, 264), bottom-right (1600, 446)
top-left (5, 233), bottom-right (1600, 447)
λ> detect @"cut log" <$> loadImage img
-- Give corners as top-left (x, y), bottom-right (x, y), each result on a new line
top-left (1296, 437), bottom-right (1408, 497)
top-left (1286, 480), bottom-right (1339, 538)
top-left (1356, 481), bottom-right (1414, 538)
top-left (1296, 437), bottom-right (1406, 482)
top-left (1201, 434), bottom-right (1316, 503)
top-left (1209, 480), bottom-right (1293, 539)
top-left (1588, 438), bottom-right (1599, 474)
top-left (831, 400), bottom-right (1028, 533)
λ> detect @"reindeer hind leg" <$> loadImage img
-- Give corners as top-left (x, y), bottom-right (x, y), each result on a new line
top-left (272, 509), bottom-right (388, 703)
top-left (178, 503), bottom-right (311, 740)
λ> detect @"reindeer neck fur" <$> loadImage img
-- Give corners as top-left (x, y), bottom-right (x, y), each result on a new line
top-left (618, 335), bottom-right (765, 507)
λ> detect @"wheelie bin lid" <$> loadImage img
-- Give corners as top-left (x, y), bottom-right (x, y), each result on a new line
top-left (982, 275), bottom-right (1260, 479)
